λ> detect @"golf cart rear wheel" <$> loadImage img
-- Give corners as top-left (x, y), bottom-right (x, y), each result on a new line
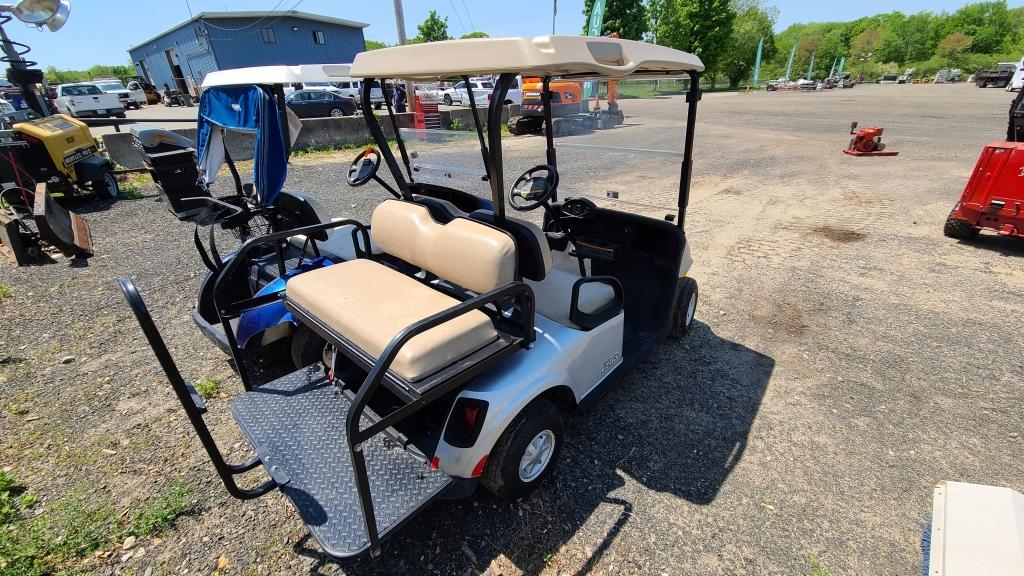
top-left (669, 277), bottom-right (698, 339)
top-left (482, 397), bottom-right (563, 500)
top-left (93, 171), bottom-right (119, 199)
top-left (290, 324), bottom-right (331, 370)
top-left (943, 217), bottom-right (978, 239)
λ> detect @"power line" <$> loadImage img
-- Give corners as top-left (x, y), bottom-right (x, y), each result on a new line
top-left (184, 0), bottom-right (194, 18)
top-left (448, 0), bottom-right (467, 36)
top-left (205, 0), bottom-right (307, 40)
top-left (202, 0), bottom-right (299, 31)
top-left (460, 0), bottom-right (476, 31)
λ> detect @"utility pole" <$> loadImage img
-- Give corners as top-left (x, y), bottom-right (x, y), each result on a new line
top-left (552, 0), bottom-right (557, 35)
top-left (392, 0), bottom-right (416, 109)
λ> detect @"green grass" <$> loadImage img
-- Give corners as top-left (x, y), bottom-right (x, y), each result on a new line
top-left (0, 283), bottom-right (12, 299)
top-left (193, 378), bottom-right (221, 400)
top-left (129, 480), bottom-right (192, 538)
top-left (0, 474), bottom-right (194, 576)
top-left (809, 555), bottom-right (831, 576)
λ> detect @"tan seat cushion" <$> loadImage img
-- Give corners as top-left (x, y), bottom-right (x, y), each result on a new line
top-left (286, 259), bottom-right (498, 382)
top-left (371, 200), bottom-right (516, 294)
top-left (526, 267), bottom-right (616, 329)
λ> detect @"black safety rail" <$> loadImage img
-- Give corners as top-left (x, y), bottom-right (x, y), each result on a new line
top-left (118, 278), bottom-right (276, 500)
top-left (208, 218), bottom-right (535, 556)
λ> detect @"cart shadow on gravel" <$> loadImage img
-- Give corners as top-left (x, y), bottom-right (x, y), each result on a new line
top-left (293, 321), bottom-right (773, 576)
top-left (953, 233), bottom-right (1024, 257)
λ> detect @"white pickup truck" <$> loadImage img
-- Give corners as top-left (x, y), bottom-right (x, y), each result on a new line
top-left (92, 78), bottom-right (145, 109)
top-left (441, 76), bottom-right (522, 106)
top-left (54, 83), bottom-right (125, 118)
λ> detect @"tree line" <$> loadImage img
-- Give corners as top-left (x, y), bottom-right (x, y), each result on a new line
top-left (583, 0), bottom-right (1024, 87)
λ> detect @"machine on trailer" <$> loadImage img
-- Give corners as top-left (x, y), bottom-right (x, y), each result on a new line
top-left (121, 36), bottom-right (704, 558)
top-left (1009, 88), bottom-right (1024, 142)
top-left (507, 77), bottom-right (623, 135)
top-left (844, 122), bottom-right (898, 157)
top-left (943, 140), bottom-right (1024, 240)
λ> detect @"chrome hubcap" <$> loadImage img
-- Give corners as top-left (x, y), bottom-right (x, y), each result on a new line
top-left (519, 430), bottom-right (555, 482)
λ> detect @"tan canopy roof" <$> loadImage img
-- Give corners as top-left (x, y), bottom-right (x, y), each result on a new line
top-left (349, 36), bottom-right (703, 80)
top-left (201, 64), bottom-right (353, 88)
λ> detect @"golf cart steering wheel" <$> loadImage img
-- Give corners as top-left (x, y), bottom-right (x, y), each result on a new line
top-left (509, 165), bottom-right (559, 212)
top-left (347, 147), bottom-right (381, 187)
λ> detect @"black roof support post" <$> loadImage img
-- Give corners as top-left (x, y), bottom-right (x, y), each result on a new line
top-left (381, 79), bottom-right (415, 183)
top-left (361, 78), bottom-right (411, 198)
top-left (463, 75), bottom-right (491, 182)
top-left (272, 85), bottom-right (291, 158)
top-left (541, 76), bottom-right (558, 200)
top-left (678, 70), bottom-right (701, 231)
top-left (486, 73), bottom-right (516, 225)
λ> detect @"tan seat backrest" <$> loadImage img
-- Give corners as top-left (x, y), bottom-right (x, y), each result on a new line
top-left (372, 200), bottom-right (517, 293)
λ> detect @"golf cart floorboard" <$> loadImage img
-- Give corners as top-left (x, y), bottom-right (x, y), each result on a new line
top-left (228, 367), bottom-right (453, 558)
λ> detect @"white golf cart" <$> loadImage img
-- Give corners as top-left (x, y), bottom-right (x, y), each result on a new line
top-left (120, 35), bottom-right (704, 559)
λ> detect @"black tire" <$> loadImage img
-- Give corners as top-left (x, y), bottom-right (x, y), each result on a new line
top-left (290, 324), bottom-right (330, 370)
top-left (92, 170), bottom-right (119, 199)
top-left (482, 398), bottom-right (563, 500)
top-left (443, 94), bottom-right (452, 106)
top-left (115, 112), bottom-right (126, 118)
top-left (669, 277), bottom-right (698, 339)
top-left (943, 217), bottom-right (978, 239)
top-left (374, 102), bottom-right (382, 110)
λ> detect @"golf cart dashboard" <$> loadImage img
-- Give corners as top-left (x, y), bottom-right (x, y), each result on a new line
top-left (549, 200), bottom-right (683, 270)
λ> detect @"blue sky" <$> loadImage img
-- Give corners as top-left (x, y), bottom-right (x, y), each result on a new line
top-left (18, 0), bottom-right (1024, 70)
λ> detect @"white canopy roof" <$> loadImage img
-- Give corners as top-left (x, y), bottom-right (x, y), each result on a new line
top-left (349, 36), bottom-right (704, 80)
top-left (201, 64), bottom-right (353, 88)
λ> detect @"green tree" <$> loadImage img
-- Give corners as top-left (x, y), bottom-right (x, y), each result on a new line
top-left (653, 0), bottom-right (736, 85)
top-left (459, 31), bottom-right (489, 39)
top-left (364, 39), bottom-right (390, 50)
top-left (415, 10), bottom-right (450, 43)
top-left (582, 0), bottom-right (648, 40)
top-left (719, 0), bottom-right (777, 87)
top-left (947, 1), bottom-right (1010, 54)
top-left (936, 31), bottom-right (973, 66)
top-left (851, 28), bottom-right (883, 61)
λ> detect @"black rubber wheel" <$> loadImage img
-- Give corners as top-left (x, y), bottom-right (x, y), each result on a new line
top-left (290, 324), bottom-right (330, 370)
top-left (374, 102), bottom-right (382, 110)
top-left (669, 277), bottom-right (698, 339)
top-left (92, 170), bottom-right (119, 199)
top-left (482, 397), bottom-right (563, 500)
top-left (943, 217), bottom-right (978, 239)
top-left (443, 94), bottom-right (452, 106)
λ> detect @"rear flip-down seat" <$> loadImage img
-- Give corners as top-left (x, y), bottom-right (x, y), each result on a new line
top-left (285, 199), bottom-right (524, 397)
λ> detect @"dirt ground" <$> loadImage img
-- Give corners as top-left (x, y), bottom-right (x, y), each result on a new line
top-left (2, 83), bottom-right (1023, 576)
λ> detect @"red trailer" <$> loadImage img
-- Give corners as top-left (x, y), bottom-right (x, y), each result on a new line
top-left (944, 141), bottom-right (1024, 240)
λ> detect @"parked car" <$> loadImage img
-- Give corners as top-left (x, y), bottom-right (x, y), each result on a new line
top-left (54, 83), bottom-right (125, 118)
top-left (285, 89), bottom-right (356, 118)
top-left (333, 77), bottom-right (385, 108)
top-left (442, 78), bottom-right (494, 106)
top-left (92, 78), bottom-right (145, 109)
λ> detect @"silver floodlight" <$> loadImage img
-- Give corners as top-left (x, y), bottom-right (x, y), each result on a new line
top-left (1, 0), bottom-right (71, 31)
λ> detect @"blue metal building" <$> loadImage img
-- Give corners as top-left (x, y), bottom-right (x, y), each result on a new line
top-left (127, 11), bottom-right (367, 95)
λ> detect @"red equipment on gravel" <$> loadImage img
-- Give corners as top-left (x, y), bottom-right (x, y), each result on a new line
top-left (843, 122), bottom-right (898, 156)
top-left (944, 141), bottom-right (1024, 240)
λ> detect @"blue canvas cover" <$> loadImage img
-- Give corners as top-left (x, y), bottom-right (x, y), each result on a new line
top-left (196, 85), bottom-right (286, 207)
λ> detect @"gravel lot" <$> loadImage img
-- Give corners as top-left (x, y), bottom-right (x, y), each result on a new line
top-left (1, 83), bottom-right (1022, 576)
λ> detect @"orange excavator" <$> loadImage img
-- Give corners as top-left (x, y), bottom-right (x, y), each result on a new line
top-left (507, 77), bottom-right (624, 136)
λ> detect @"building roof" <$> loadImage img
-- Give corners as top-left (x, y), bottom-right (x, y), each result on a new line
top-left (202, 64), bottom-right (354, 87)
top-left (349, 36), bottom-right (704, 81)
top-left (128, 10), bottom-right (368, 52)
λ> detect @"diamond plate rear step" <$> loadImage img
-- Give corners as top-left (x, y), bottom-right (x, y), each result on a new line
top-left (229, 366), bottom-right (453, 558)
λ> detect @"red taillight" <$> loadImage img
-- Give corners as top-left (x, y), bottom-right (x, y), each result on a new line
top-left (470, 454), bottom-right (489, 477)
top-left (430, 456), bottom-right (439, 469)
top-left (463, 405), bottom-right (480, 430)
